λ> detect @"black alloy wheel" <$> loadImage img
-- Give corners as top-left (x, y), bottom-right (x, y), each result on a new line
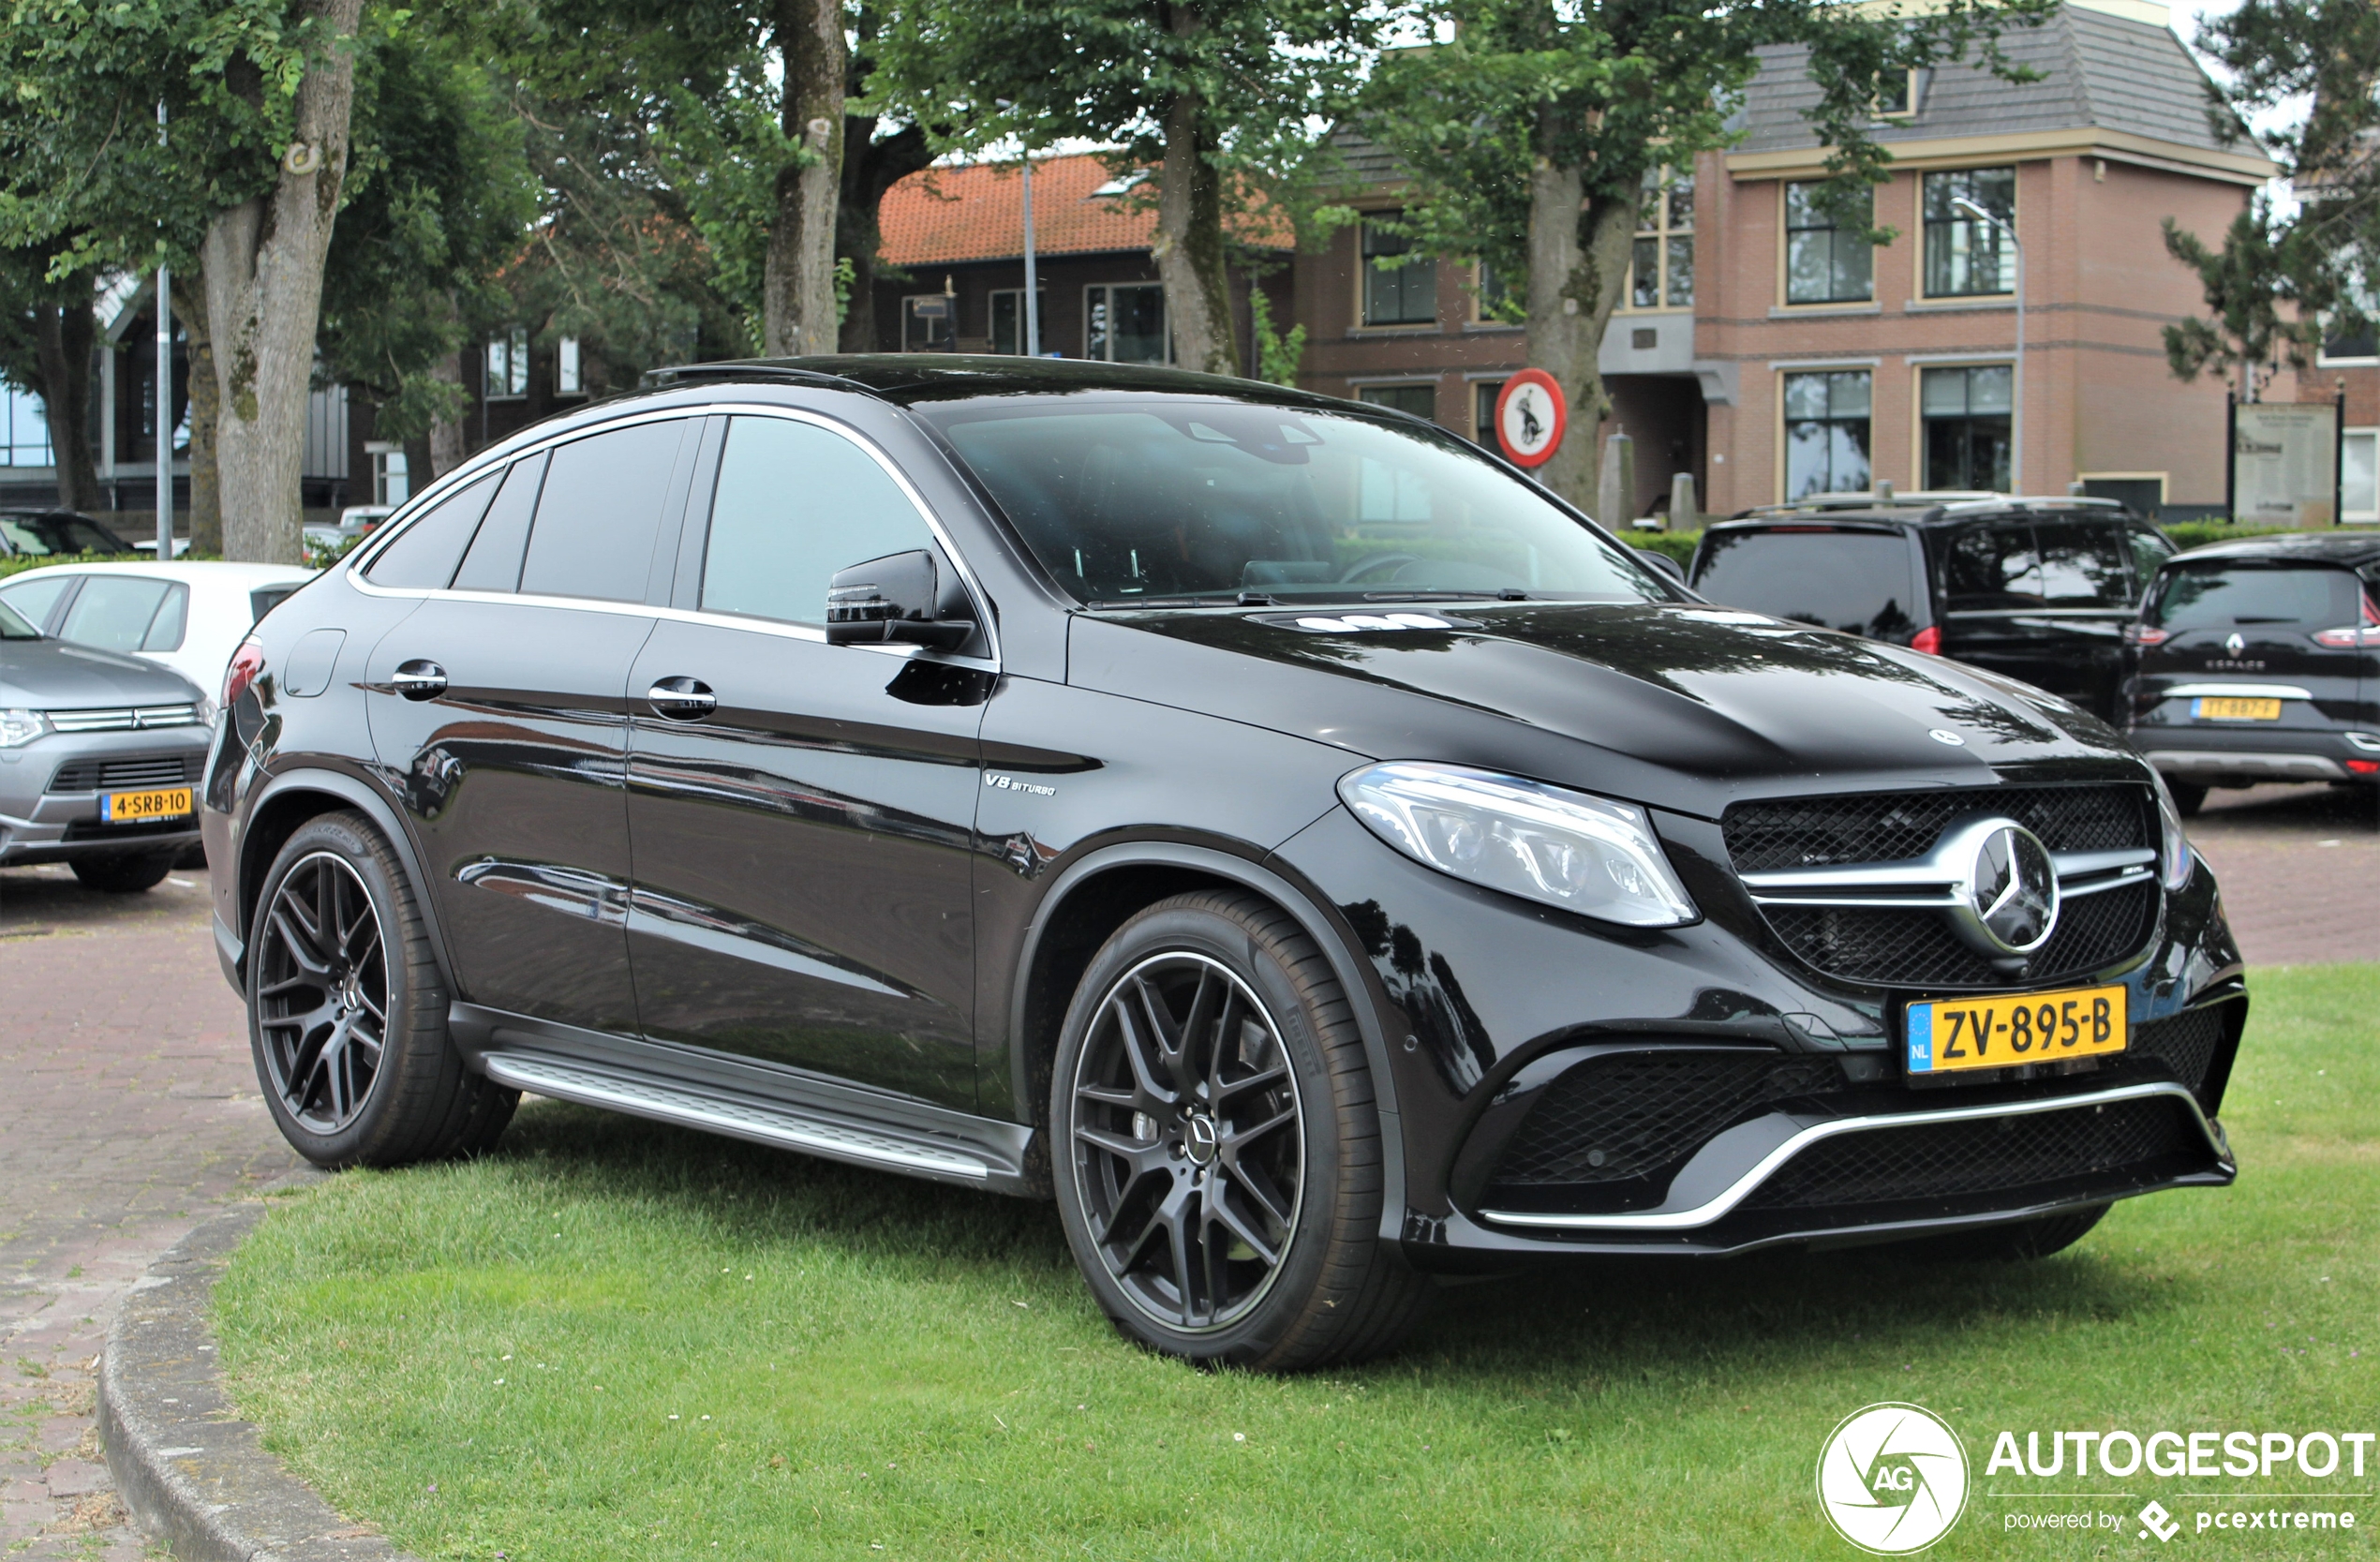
top-left (1070, 951), bottom-right (1306, 1332)
top-left (255, 850), bottom-right (391, 1134)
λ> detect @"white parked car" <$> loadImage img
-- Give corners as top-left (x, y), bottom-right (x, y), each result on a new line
top-left (302, 505), bottom-right (396, 563)
top-left (0, 560), bottom-right (317, 706)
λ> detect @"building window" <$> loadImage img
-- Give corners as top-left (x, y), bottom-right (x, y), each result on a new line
top-left (1361, 216), bottom-right (1436, 326)
top-left (1875, 67), bottom-right (1919, 117)
top-left (1473, 379), bottom-right (1507, 444)
top-left (1085, 283), bottom-right (1168, 364)
top-left (1782, 369), bottom-right (1871, 499)
top-left (990, 289), bottom-right (1049, 356)
top-left (2320, 323), bottom-right (2377, 365)
top-left (1624, 168), bottom-right (1694, 311)
top-left (1923, 168), bottom-right (2016, 297)
top-left (902, 294), bottom-right (956, 352)
top-left (1472, 261), bottom-right (1518, 323)
top-left (557, 337), bottom-right (583, 395)
top-left (0, 382), bottom-right (52, 468)
top-left (2345, 429), bottom-right (2378, 521)
top-left (1784, 183), bottom-right (1873, 305)
top-left (486, 330), bottom-right (529, 397)
top-left (1359, 383), bottom-right (1436, 424)
top-left (1921, 364), bottom-right (2013, 491)
top-left (367, 442), bottom-right (409, 506)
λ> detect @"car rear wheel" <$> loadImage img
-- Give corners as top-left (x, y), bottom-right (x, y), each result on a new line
top-left (248, 811), bottom-right (517, 1168)
top-left (70, 850), bottom-right (176, 894)
top-left (1887, 1203), bottom-right (2108, 1263)
top-left (1050, 890), bottom-right (1430, 1371)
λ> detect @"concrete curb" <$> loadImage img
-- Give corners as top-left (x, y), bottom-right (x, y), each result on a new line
top-left (99, 1195), bottom-right (421, 1562)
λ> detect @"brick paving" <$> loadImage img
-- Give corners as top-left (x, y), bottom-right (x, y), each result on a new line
top-left (0, 784), bottom-right (2366, 1557)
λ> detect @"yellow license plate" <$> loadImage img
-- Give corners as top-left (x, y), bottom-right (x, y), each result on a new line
top-left (101, 786), bottom-right (193, 824)
top-left (1906, 984), bottom-right (2127, 1075)
top-left (2193, 696), bottom-right (2283, 721)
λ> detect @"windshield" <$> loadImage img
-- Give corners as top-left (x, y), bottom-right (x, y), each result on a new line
top-left (0, 513), bottom-right (128, 557)
top-left (2149, 564), bottom-right (2366, 631)
top-left (1692, 528), bottom-right (1921, 639)
top-left (921, 397), bottom-right (1666, 605)
top-left (0, 599), bottom-right (39, 639)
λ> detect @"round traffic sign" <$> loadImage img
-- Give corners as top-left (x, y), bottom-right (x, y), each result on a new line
top-left (1495, 369), bottom-right (1567, 468)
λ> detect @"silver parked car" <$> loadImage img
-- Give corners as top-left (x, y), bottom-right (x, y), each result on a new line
top-left (0, 595), bottom-right (211, 892)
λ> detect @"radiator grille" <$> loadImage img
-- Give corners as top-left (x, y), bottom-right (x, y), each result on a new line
top-left (1745, 1096), bottom-right (2201, 1209)
top-left (1493, 1050), bottom-right (1845, 1187)
top-left (48, 754), bottom-right (201, 794)
top-left (1762, 881), bottom-right (2158, 989)
top-left (1723, 784), bottom-right (2154, 873)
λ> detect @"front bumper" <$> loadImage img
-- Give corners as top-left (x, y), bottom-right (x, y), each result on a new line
top-left (0, 729), bottom-right (209, 866)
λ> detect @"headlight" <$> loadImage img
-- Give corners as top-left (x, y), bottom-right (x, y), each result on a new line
top-left (2148, 767), bottom-right (2194, 892)
top-left (1338, 762), bottom-right (1699, 927)
top-left (0, 708), bottom-right (47, 748)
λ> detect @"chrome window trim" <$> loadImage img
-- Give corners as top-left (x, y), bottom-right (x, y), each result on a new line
top-left (344, 401), bottom-right (1002, 672)
top-left (2155, 682), bottom-right (2315, 701)
top-left (1479, 1079), bottom-right (2222, 1231)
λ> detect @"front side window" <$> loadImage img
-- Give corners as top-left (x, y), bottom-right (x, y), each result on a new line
top-left (923, 397), bottom-right (1668, 605)
top-left (1361, 216), bottom-right (1436, 326)
top-left (1359, 384), bottom-right (1437, 424)
top-left (518, 420), bottom-right (689, 603)
top-left (58, 576), bottom-right (186, 653)
top-left (1923, 169), bottom-right (2016, 297)
top-left (1085, 284), bottom-right (1168, 364)
top-left (2127, 526), bottom-right (2175, 591)
top-left (1626, 168), bottom-right (1694, 311)
top-left (1785, 183), bottom-right (1873, 305)
top-left (1921, 364), bottom-right (2012, 491)
top-left (701, 417), bottom-right (939, 627)
top-left (0, 572), bottom-right (74, 629)
top-left (1782, 370), bottom-right (1871, 499)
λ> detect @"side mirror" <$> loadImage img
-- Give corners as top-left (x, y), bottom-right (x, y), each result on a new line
top-left (826, 549), bottom-right (976, 650)
top-left (1633, 547), bottom-right (1687, 585)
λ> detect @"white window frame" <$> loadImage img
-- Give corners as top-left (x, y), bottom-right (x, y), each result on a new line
top-left (2343, 427), bottom-right (2378, 521)
top-left (557, 337), bottom-right (583, 395)
top-left (1083, 282), bottom-right (1169, 364)
top-left (486, 330), bottom-right (529, 399)
top-left (365, 440), bottom-right (409, 506)
top-left (989, 289), bottom-right (1049, 356)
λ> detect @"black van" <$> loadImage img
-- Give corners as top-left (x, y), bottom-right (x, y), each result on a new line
top-left (1688, 497), bottom-right (2175, 722)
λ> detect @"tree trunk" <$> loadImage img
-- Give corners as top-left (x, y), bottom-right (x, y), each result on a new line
top-left (202, 0), bottom-right (364, 565)
top-left (31, 274), bottom-right (101, 513)
top-left (427, 345), bottom-right (467, 478)
top-left (764, 0), bottom-right (846, 358)
top-left (837, 119), bottom-right (933, 353)
top-left (1153, 70), bottom-right (1240, 377)
top-left (171, 274), bottom-right (221, 555)
top-left (1525, 138), bottom-right (1636, 514)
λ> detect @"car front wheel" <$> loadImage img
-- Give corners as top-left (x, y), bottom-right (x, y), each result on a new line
top-left (1050, 889), bottom-right (1430, 1371)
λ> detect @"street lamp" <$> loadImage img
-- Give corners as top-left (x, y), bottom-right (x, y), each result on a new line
top-left (1952, 193), bottom-right (2023, 496)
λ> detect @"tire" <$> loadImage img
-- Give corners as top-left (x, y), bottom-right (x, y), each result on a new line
top-left (1050, 890), bottom-right (1431, 1371)
top-left (1887, 1203), bottom-right (2108, 1263)
top-left (71, 851), bottom-right (176, 894)
top-left (2167, 781), bottom-right (2207, 817)
top-left (246, 811), bottom-right (517, 1168)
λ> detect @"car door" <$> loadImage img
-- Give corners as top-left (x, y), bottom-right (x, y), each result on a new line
top-left (1939, 520), bottom-right (2049, 691)
top-left (623, 410), bottom-right (988, 1108)
top-left (361, 415), bottom-right (697, 1035)
top-left (2026, 517), bottom-right (2137, 721)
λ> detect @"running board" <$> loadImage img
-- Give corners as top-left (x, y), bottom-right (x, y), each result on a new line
top-left (479, 1051), bottom-right (1001, 1189)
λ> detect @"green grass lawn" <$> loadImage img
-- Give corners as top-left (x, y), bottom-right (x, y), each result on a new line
top-left (215, 966), bottom-right (2379, 1560)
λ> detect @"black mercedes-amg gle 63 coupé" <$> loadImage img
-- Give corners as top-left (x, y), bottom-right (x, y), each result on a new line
top-left (203, 357), bottom-right (2244, 1370)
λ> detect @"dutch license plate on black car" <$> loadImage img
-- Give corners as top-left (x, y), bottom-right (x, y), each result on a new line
top-left (1905, 984), bottom-right (2127, 1076)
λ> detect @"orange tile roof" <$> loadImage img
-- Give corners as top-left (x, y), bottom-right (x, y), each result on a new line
top-left (877, 153), bottom-right (1288, 268)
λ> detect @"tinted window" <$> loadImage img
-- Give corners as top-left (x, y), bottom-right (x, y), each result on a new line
top-left (58, 576), bottom-right (177, 652)
top-left (702, 417), bottom-right (937, 626)
top-left (1691, 528), bottom-right (1921, 639)
top-left (365, 469), bottom-right (503, 588)
top-left (0, 513), bottom-right (127, 556)
top-left (0, 573), bottom-right (76, 629)
top-left (923, 399), bottom-right (1664, 604)
top-left (1944, 524), bottom-right (2043, 610)
top-left (2033, 520), bottom-right (2132, 607)
top-left (0, 599), bottom-right (37, 638)
top-left (251, 584), bottom-right (305, 622)
top-left (520, 421), bottom-right (688, 602)
top-left (452, 455), bottom-right (547, 594)
top-left (2127, 527), bottom-right (2174, 590)
top-left (142, 582), bottom-right (189, 650)
top-left (2149, 565), bottom-right (2366, 632)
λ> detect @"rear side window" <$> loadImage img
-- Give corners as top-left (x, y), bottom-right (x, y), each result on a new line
top-left (57, 577), bottom-right (186, 652)
top-left (700, 417), bottom-right (938, 627)
top-left (452, 455), bottom-right (547, 594)
top-left (2033, 520), bottom-right (2132, 607)
top-left (0, 573), bottom-right (76, 630)
top-left (2126, 527), bottom-right (2174, 590)
top-left (365, 469), bottom-right (504, 588)
top-left (1690, 528), bottom-right (1923, 638)
top-left (2149, 565), bottom-right (2366, 631)
top-left (520, 420), bottom-right (690, 602)
top-left (1944, 524), bottom-right (2043, 610)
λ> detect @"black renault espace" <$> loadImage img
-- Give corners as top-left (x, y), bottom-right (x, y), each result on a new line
top-left (203, 358), bottom-right (2244, 1370)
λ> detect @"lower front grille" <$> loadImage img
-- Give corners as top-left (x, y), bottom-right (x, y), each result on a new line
top-left (2130, 1005), bottom-right (2229, 1098)
top-left (48, 754), bottom-right (201, 793)
top-left (1762, 880), bottom-right (2158, 989)
top-left (1492, 1049), bottom-right (1844, 1188)
top-left (1745, 1096), bottom-right (2201, 1209)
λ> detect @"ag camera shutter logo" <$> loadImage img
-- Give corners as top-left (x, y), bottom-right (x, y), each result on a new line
top-left (1818, 1403), bottom-right (1970, 1554)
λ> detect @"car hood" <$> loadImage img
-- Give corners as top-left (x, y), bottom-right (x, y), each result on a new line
top-left (0, 638), bottom-right (204, 707)
top-left (1066, 602), bottom-right (2145, 819)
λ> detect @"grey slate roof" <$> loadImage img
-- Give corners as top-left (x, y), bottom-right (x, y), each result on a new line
top-left (1736, 5), bottom-right (2249, 156)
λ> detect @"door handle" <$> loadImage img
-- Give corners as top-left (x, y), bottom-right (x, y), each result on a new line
top-left (646, 677), bottom-right (718, 721)
top-left (391, 660), bottom-right (447, 701)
